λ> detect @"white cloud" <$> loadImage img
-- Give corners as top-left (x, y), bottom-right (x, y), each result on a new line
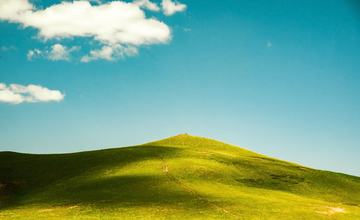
top-left (0, 89), bottom-right (24, 104)
top-left (0, 83), bottom-right (65, 104)
top-left (133, 0), bottom-right (160, 11)
top-left (80, 44), bottom-right (138, 62)
top-left (27, 50), bottom-right (34, 60)
top-left (0, 0), bottom-right (34, 20)
top-left (27, 49), bottom-right (42, 60)
top-left (81, 46), bottom-right (114, 62)
top-left (267, 41), bottom-right (272, 47)
top-left (0, 83), bottom-right (7, 90)
top-left (0, 0), bottom-right (171, 46)
top-left (27, 85), bottom-right (65, 102)
top-left (47, 44), bottom-right (80, 61)
top-left (28, 44), bottom-right (80, 61)
top-left (161, 0), bottom-right (187, 16)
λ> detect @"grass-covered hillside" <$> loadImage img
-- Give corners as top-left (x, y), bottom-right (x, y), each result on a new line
top-left (1, 134), bottom-right (360, 219)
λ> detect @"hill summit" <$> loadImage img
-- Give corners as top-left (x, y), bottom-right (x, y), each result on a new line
top-left (0, 134), bottom-right (359, 219)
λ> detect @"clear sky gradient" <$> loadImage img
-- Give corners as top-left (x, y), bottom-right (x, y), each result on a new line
top-left (1, 0), bottom-right (360, 177)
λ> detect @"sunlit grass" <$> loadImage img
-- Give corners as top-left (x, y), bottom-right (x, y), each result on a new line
top-left (1, 134), bottom-right (359, 219)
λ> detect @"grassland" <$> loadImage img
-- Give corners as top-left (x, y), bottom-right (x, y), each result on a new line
top-left (0, 134), bottom-right (359, 219)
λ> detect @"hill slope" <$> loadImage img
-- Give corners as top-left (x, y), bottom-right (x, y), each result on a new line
top-left (0, 134), bottom-right (359, 219)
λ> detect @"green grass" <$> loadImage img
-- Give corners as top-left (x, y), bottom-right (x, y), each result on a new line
top-left (1, 134), bottom-right (360, 219)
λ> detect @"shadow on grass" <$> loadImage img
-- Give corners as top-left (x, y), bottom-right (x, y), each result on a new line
top-left (33, 174), bottom-right (209, 209)
top-left (0, 145), bottom-right (183, 210)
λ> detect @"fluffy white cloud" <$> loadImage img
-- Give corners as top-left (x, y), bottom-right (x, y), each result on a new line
top-left (28, 44), bottom-right (80, 61)
top-left (0, 0), bottom-right (187, 62)
top-left (133, 0), bottom-right (160, 11)
top-left (0, 0), bottom-right (171, 45)
top-left (161, 0), bottom-right (187, 16)
top-left (0, 0), bottom-right (34, 20)
top-left (80, 44), bottom-right (138, 62)
top-left (0, 83), bottom-right (65, 104)
top-left (0, 0), bottom-right (177, 61)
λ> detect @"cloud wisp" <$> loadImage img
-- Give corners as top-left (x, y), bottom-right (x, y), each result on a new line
top-left (80, 44), bottom-right (138, 62)
top-left (161, 0), bottom-right (187, 16)
top-left (0, 83), bottom-right (65, 104)
top-left (0, 0), bottom-right (186, 62)
top-left (134, 0), bottom-right (160, 11)
top-left (2, 46), bottom-right (17, 51)
top-left (28, 44), bottom-right (80, 61)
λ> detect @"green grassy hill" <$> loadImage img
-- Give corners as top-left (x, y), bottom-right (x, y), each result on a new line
top-left (1, 134), bottom-right (360, 219)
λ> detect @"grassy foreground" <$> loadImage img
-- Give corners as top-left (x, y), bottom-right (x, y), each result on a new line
top-left (0, 134), bottom-right (359, 219)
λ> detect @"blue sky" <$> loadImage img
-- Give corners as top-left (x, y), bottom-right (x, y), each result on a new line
top-left (1, 0), bottom-right (360, 177)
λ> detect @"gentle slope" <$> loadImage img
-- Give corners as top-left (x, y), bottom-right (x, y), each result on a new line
top-left (0, 134), bottom-right (359, 219)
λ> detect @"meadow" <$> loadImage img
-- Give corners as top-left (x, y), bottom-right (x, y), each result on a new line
top-left (0, 134), bottom-right (359, 219)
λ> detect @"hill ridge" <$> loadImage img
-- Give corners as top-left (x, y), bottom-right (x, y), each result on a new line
top-left (0, 134), bottom-right (359, 219)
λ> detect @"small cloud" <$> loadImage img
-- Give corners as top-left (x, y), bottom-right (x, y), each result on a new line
top-left (47, 44), bottom-right (80, 61)
top-left (161, 0), bottom-right (187, 16)
top-left (0, 83), bottom-right (65, 104)
top-left (27, 49), bottom-right (42, 60)
top-left (27, 51), bottom-right (34, 60)
top-left (267, 41), bottom-right (272, 47)
top-left (28, 44), bottom-right (80, 61)
top-left (133, 0), bottom-right (160, 11)
top-left (80, 44), bottom-right (138, 62)
top-left (183, 28), bottom-right (190, 32)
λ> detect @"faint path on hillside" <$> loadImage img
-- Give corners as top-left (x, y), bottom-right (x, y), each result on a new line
top-left (154, 154), bottom-right (239, 219)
